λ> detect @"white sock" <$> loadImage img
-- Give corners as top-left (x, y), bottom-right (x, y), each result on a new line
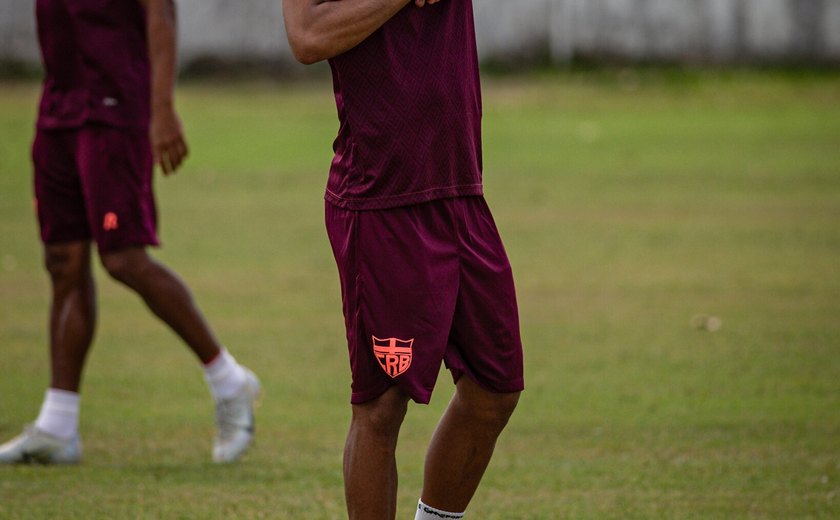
top-left (415, 500), bottom-right (465, 520)
top-left (34, 389), bottom-right (80, 440)
top-left (203, 348), bottom-right (248, 400)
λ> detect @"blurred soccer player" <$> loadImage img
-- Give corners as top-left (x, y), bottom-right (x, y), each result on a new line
top-left (283, 1), bottom-right (524, 518)
top-left (0, 0), bottom-right (259, 465)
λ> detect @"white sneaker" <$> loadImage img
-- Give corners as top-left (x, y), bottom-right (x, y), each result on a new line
top-left (0, 425), bottom-right (81, 465)
top-left (213, 368), bottom-right (260, 463)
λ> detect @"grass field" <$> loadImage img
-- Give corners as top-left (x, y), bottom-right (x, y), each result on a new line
top-left (1, 70), bottom-right (839, 519)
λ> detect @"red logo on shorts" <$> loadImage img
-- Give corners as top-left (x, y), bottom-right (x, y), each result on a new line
top-left (103, 212), bottom-right (119, 231)
top-left (372, 336), bottom-right (414, 378)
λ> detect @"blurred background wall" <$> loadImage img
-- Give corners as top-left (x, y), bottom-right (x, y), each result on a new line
top-left (1, 0), bottom-right (839, 68)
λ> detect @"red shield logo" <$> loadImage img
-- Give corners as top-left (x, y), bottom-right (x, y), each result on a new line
top-left (372, 336), bottom-right (414, 378)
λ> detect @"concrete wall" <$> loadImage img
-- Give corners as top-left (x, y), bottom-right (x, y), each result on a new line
top-left (0, 0), bottom-right (40, 63)
top-left (475, 0), bottom-right (840, 63)
top-left (2, 0), bottom-right (839, 68)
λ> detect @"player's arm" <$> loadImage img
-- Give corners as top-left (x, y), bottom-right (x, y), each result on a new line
top-left (283, 0), bottom-right (441, 64)
top-left (138, 0), bottom-right (188, 175)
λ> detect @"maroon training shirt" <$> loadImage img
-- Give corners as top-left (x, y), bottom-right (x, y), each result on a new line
top-left (326, 1), bottom-right (484, 210)
top-left (35, 0), bottom-right (150, 130)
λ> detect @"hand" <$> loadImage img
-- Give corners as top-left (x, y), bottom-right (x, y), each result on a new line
top-left (150, 104), bottom-right (188, 175)
top-left (414, 0), bottom-right (441, 6)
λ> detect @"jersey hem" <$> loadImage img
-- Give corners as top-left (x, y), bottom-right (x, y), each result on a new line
top-left (37, 118), bottom-right (150, 131)
top-left (325, 184), bottom-right (484, 211)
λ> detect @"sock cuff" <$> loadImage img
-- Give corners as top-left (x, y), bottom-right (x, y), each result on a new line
top-left (36, 389), bottom-right (81, 439)
top-left (203, 348), bottom-right (248, 400)
top-left (417, 500), bottom-right (465, 519)
top-left (203, 348), bottom-right (235, 381)
top-left (43, 388), bottom-right (81, 413)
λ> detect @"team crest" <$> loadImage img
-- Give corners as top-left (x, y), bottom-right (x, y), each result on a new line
top-left (102, 212), bottom-right (119, 231)
top-left (372, 336), bottom-right (414, 378)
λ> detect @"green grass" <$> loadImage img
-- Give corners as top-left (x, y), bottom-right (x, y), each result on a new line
top-left (1, 70), bottom-right (840, 518)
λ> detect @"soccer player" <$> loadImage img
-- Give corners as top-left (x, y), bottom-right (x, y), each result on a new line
top-left (0, 0), bottom-right (259, 465)
top-left (283, 1), bottom-right (525, 518)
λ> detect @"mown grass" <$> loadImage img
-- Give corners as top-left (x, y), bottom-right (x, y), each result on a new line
top-left (1, 70), bottom-right (839, 518)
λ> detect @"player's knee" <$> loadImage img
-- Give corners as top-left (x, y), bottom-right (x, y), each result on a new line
top-left (100, 249), bottom-right (150, 285)
top-left (100, 252), bottom-right (132, 283)
top-left (459, 386), bottom-right (520, 433)
top-left (352, 388), bottom-right (409, 439)
top-left (491, 391), bottom-right (520, 427)
top-left (44, 245), bottom-right (88, 284)
top-left (480, 392), bottom-right (519, 434)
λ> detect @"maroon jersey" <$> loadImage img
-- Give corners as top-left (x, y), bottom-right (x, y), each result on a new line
top-left (326, 1), bottom-right (484, 210)
top-left (35, 0), bottom-right (150, 130)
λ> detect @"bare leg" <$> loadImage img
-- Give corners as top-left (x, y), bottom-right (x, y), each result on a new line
top-left (45, 242), bottom-right (97, 393)
top-left (344, 386), bottom-right (410, 520)
top-left (421, 377), bottom-right (520, 512)
top-left (100, 247), bottom-right (220, 363)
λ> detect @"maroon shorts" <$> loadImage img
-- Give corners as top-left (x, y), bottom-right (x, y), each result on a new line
top-left (326, 196), bottom-right (524, 405)
top-left (32, 125), bottom-right (159, 253)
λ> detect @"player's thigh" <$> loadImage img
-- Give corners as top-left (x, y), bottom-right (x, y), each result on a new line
top-left (76, 124), bottom-right (159, 253)
top-left (327, 202), bottom-right (461, 404)
top-left (446, 197), bottom-right (524, 394)
top-left (32, 129), bottom-right (92, 245)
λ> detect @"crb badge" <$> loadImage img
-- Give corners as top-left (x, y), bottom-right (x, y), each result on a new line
top-left (372, 336), bottom-right (414, 378)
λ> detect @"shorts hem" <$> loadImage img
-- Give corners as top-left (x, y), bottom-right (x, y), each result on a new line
top-left (451, 369), bottom-right (525, 395)
top-left (350, 383), bottom-right (433, 406)
top-left (42, 234), bottom-right (93, 246)
top-left (350, 384), bottom-right (393, 405)
top-left (96, 238), bottom-right (161, 254)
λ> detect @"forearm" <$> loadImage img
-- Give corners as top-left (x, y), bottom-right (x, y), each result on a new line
top-left (283, 0), bottom-right (411, 64)
top-left (143, 0), bottom-right (178, 110)
top-left (138, 0), bottom-right (188, 174)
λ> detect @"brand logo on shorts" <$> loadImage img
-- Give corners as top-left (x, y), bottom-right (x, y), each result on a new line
top-left (372, 336), bottom-right (413, 378)
top-left (103, 212), bottom-right (119, 231)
